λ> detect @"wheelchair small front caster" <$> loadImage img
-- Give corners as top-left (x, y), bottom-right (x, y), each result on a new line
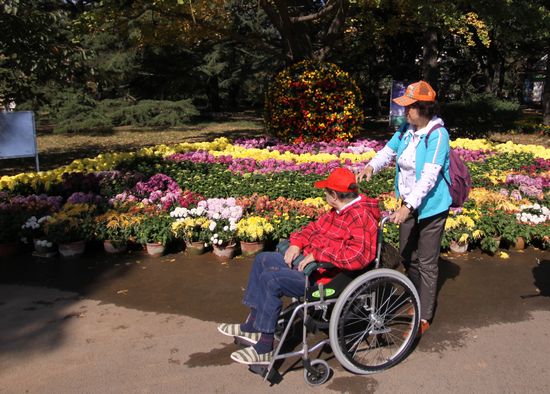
top-left (304, 359), bottom-right (331, 386)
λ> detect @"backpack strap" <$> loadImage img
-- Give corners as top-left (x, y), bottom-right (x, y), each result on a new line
top-left (397, 122), bottom-right (409, 140)
top-left (423, 123), bottom-right (451, 187)
top-left (424, 123), bottom-right (444, 147)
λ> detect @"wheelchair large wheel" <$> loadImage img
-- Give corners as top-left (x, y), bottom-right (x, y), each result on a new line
top-left (329, 268), bottom-right (420, 374)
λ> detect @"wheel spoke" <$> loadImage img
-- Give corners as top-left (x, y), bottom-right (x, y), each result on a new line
top-left (334, 275), bottom-right (419, 372)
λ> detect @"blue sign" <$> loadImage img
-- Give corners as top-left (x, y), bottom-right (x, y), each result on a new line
top-left (389, 80), bottom-right (407, 128)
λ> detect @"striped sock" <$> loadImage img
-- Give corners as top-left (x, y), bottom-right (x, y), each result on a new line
top-left (240, 309), bottom-right (257, 332)
top-left (253, 333), bottom-right (274, 354)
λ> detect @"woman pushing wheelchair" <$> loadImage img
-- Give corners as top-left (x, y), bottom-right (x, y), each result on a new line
top-left (218, 167), bottom-right (380, 365)
top-left (357, 80), bottom-right (452, 337)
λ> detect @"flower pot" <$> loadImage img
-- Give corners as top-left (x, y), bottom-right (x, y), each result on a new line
top-left (212, 243), bottom-right (237, 259)
top-left (32, 238), bottom-right (56, 257)
top-left (240, 240), bottom-right (265, 256)
top-left (511, 236), bottom-right (526, 250)
top-left (103, 240), bottom-right (128, 254)
top-left (185, 240), bottom-right (206, 255)
top-left (58, 240), bottom-right (86, 258)
top-left (449, 240), bottom-right (468, 254)
top-left (0, 242), bottom-right (18, 257)
top-left (146, 242), bottom-right (165, 257)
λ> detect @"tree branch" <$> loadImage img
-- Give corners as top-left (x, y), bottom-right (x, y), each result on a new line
top-left (290, 0), bottom-right (338, 23)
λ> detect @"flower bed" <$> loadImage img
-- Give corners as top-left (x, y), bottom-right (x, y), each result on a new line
top-left (0, 136), bottom-right (548, 257)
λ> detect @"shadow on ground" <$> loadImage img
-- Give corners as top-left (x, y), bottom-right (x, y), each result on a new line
top-left (1, 242), bottom-right (549, 361)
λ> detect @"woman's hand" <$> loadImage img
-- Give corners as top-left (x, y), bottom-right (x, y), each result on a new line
top-left (389, 205), bottom-right (411, 224)
top-left (356, 165), bottom-right (374, 183)
top-left (297, 254), bottom-right (316, 272)
top-left (284, 245), bottom-right (301, 267)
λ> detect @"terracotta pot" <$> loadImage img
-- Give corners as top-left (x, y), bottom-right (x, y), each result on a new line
top-left (511, 236), bottom-right (526, 250)
top-left (146, 242), bottom-right (165, 257)
top-left (58, 240), bottom-right (86, 258)
top-left (449, 240), bottom-right (468, 254)
top-left (185, 240), bottom-right (206, 255)
top-left (212, 243), bottom-right (237, 259)
top-left (240, 240), bottom-right (265, 256)
top-left (103, 240), bottom-right (128, 254)
top-left (0, 242), bottom-right (18, 257)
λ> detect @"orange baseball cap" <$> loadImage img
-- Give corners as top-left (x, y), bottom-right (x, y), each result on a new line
top-left (314, 168), bottom-right (358, 193)
top-left (393, 80), bottom-right (436, 107)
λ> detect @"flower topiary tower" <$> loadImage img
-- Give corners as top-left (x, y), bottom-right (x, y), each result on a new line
top-left (265, 60), bottom-right (364, 143)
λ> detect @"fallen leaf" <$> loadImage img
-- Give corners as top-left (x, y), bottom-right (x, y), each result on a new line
top-left (116, 289), bottom-right (128, 295)
top-left (499, 251), bottom-right (510, 259)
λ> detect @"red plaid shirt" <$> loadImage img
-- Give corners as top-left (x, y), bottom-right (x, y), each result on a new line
top-left (289, 194), bottom-right (380, 271)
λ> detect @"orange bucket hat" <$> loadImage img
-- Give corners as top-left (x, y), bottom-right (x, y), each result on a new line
top-left (393, 80), bottom-right (436, 107)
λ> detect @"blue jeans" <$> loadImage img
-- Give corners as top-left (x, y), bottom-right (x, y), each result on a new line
top-left (243, 252), bottom-right (306, 333)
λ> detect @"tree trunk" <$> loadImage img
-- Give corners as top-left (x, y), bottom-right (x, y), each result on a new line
top-left (207, 76), bottom-right (220, 112)
top-left (421, 28), bottom-right (439, 91)
top-left (544, 51), bottom-right (550, 126)
top-left (259, 0), bottom-right (345, 64)
top-left (496, 58), bottom-right (505, 97)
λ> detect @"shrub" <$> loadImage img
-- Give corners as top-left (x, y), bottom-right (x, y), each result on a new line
top-left (440, 94), bottom-right (521, 137)
top-left (265, 60), bottom-right (364, 143)
top-left (47, 92), bottom-right (199, 133)
top-left (107, 99), bottom-right (199, 127)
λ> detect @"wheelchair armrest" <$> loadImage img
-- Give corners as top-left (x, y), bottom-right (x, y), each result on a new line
top-left (304, 261), bottom-right (337, 276)
top-left (315, 262), bottom-right (337, 269)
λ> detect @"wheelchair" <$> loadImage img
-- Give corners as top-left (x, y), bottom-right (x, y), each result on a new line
top-left (249, 216), bottom-right (421, 386)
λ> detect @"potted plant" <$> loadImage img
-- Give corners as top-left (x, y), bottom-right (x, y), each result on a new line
top-left (205, 217), bottom-right (239, 258)
top-left (442, 212), bottom-right (477, 253)
top-left (95, 211), bottom-right (135, 253)
top-left (171, 217), bottom-right (210, 254)
top-left (475, 210), bottom-right (514, 254)
top-left (44, 203), bottom-right (97, 257)
top-left (198, 197), bottom-right (243, 259)
top-left (236, 216), bottom-right (274, 256)
top-left (21, 215), bottom-right (55, 256)
top-left (0, 210), bottom-right (24, 256)
top-left (170, 205), bottom-right (210, 254)
top-left (134, 213), bottom-right (174, 257)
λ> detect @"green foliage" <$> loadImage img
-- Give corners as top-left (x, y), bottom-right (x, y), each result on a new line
top-left (440, 94), bottom-right (522, 137)
top-left (265, 60), bottom-right (364, 142)
top-left (134, 214), bottom-right (174, 245)
top-left (108, 99), bottom-right (199, 127)
top-left (0, 1), bottom-right (86, 103)
top-left (359, 168), bottom-right (395, 198)
top-left (115, 157), bottom-right (330, 200)
top-left (468, 152), bottom-right (535, 188)
top-left (46, 92), bottom-right (199, 133)
top-left (270, 212), bottom-right (313, 241)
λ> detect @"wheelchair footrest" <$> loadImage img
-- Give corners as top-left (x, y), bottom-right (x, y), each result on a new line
top-left (248, 365), bottom-right (283, 385)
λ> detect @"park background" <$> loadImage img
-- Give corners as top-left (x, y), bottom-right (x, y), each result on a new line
top-left (0, 1), bottom-right (549, 259)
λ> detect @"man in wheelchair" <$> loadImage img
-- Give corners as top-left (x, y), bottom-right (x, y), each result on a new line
top-left (218, 167), bottom-right (380, 366)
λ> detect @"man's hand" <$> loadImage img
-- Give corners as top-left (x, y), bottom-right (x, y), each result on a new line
top-left (297, 254), bottom-right (315, 272)
top-left (389, 205), bottom-right (411, 224)
top-left (284, 245), bottom-right (301, 267)
top-left (356, 165), bottom-right (374, 183)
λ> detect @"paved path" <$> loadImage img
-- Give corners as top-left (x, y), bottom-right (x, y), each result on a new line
top-left (1, 248), bottom-right (549, 393)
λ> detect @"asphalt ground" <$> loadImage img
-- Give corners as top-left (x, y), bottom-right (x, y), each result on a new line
top-left (1, 247), bottom-right (549, 393)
